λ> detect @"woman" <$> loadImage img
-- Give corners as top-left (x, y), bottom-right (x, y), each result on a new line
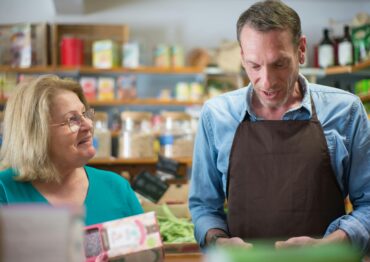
top-left (0, 75), bottom-right (143, 225)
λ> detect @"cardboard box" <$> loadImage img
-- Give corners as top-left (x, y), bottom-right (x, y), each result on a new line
top-left (84, 212), bottom-right (164, 262)
top-left (93, 40), bottom-right (120, 69)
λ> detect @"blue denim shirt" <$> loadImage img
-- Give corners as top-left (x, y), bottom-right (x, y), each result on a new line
top-left (189, 74), bottom-right (370, 253)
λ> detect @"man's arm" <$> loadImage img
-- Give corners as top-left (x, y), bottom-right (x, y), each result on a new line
top-left (330, 99), bottom-right (370, 253)
top-left (188, 105), bottom-right (229, 247)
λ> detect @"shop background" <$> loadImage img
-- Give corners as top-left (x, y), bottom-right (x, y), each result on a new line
top-left (0, 0), bottom-right (369, 67)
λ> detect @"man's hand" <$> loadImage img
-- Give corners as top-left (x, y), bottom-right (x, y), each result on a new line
top-left (275, 229), bottom-right (349, 249)
top-left (216, 236), bottom-right (253, 249)
top-left (206, 228), bottom-right (253, 249)
top-left (275, 236), bottom-right (319, 249)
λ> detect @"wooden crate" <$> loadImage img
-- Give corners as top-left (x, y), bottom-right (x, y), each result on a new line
top-left (51, 24), bottom-right (129, 66)
top-left (0, 23), bottom-right (50, 67)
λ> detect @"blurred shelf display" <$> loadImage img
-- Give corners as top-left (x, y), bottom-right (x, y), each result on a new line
top-left (1, 21), bottom-right (369, 179)
top-left (0, 66), bottom-right (204, 74)
top-left (89, 156), bottom-right (192, 165)
top-left (325, 60), bottom-right (370, 75)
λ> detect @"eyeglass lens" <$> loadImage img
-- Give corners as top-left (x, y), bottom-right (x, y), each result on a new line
top-left (68, 109), bottom-right (94, 132)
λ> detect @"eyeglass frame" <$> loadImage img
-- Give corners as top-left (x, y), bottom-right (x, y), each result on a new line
top-left (50, 108), bottom-right (95, 133)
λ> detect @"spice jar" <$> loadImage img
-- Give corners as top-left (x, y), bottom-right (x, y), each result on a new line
top-left (119, 111), bottom-right (154, 158)
top-left (159, 111), bottom-right (194, 158)
top-left (93, 112), bottom-right (111, 158)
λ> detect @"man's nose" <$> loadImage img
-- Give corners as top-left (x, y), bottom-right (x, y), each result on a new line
top-left (260, 68), bottom-right (275, 90)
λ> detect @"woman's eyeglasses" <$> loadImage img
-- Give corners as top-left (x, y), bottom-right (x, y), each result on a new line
top-left (50, 108), bottom-right (95, 133)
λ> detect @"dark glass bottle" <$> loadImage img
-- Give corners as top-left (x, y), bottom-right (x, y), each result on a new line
top-left (318, 28), bottom-right (335, 68)
top-left (338, 25), bottom-right (353, 66)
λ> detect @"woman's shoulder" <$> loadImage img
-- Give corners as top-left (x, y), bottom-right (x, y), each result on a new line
top-left (84, 166), bottom-right (130, 186)
top-left (0, 168), bottom-right (17, 182)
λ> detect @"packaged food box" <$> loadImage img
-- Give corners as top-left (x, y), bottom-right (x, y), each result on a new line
top-left (80, 77), bottom-right (97, 100)
top-left (84, 212), bottom-right (163, 262)
top-left (97, 77), bottom-right (115, 100)
top-left (93, 40), bottom-right (120, 69)
top-left (123, 42), bottom-right (140, 68)
top-left (117, 75), bottom-right (137, 99)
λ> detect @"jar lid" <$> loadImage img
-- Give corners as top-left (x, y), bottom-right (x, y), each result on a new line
top-left (94, 111), bottom-right (108, 121)
top-left (121, 111), bottom-right (152, 121)
top-left (161, 111), bottom-right (191, 120)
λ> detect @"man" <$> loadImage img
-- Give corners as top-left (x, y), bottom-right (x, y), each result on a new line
top-left (189, 0), bottom-right (370, 254)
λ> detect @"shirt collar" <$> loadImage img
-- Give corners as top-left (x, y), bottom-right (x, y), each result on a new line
top-left (242, 73), bottom-right (312, 121)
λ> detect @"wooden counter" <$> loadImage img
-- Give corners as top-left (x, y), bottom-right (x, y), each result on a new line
top-left (164, 253), bottom-right (203, 262)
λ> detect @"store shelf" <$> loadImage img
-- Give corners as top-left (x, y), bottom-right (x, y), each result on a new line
top-left (89, 156), bottom-right (192, 165)
top-left (325, 60), bottom-right (370, 75)
top-left (88, 98), bottom-right (204, 106)
top-left (0, 66), bottom-right (205, 75)
top-left (0, 66), bottom-right (54, 74)
top-left (88, 156), bottom-right (192, 183)
top-left (80, 66), bottom-right (204, 74)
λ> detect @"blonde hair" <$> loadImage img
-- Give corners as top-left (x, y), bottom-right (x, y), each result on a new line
top-left (0, 75), bottom-right (88, 183)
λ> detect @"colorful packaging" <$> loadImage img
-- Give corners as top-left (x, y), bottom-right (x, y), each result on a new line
top-left (10, 24), bottom-right (32, 68)
top-left (170, 45), bottom-right (184, 67)
top-left (123, 42), bottom-right (140, 68)
top-left (352, 24), bottom-right (370, 64)
top-left (80, 77), bottom-right (97, 100)
top-left (61, 37), bottom-right (84, 66)
top-left (154, 44), bottom-right (170, 67)
top-left (93, 40), bottom-right (120, 69)
top-left (97, 77), bottom-right (115, 100)
top-left (84, 212), bottom-right (163, 262)
top-left (116, 75), bottom-right (137, 99)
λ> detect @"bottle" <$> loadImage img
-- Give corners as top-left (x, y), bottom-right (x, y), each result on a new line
top-left (93, 112), bottom-right (111, 158)
top-left (159, 112), bottom-right (194, 158)
top-left (338, 25), bottom-right (353, 66)
top-left (318, 28), bottom-right (335, 68)
top-left (119, 111), bottom-right (154, 158)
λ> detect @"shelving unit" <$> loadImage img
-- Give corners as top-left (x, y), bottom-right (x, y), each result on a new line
top-left (89, 98), bottom-right (204, 107)
top-left (325, 60), bottom-right (370, 75)
top-left (0, 65), bottom-right (204, 75)
top-left (88, 157), bottom-right (192, 184)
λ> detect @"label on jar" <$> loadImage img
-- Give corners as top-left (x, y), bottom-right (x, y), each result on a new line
top-left (318, 44), bottom-right (334, 68)
top-left (338, 41), bottom-right (353, 66)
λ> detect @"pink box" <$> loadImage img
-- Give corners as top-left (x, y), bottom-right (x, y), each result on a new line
top-left (83, 212), bottom-right (163, 262)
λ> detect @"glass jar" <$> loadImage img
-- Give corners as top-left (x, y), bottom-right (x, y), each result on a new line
top-left (119, 111), bottom-right (154, 158)
top-left (159, 111), bottom-right (194, 158)
top-left (93, 112), bottom-right (111, 158)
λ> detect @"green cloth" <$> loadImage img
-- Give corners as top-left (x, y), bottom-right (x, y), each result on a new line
top-left (0, 166), bottom-right (143, 225)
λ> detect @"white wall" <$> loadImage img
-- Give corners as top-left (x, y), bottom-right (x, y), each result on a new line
top-left (0, 0), bottom-right (369, 66)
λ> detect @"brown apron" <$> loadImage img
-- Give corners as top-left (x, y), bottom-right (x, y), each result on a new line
top-left (227, 97), bottom-right (345, 240)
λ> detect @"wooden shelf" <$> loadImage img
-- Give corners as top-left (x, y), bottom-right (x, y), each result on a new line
top-left (88, 98), bottom-right (204, 106)
top-left (89, 156), bottom-right (192, 165)
top-left (0, 66), bottom-right (205, 75)
top-left (359, 93), bottom-right (370, 103)
top-left (0, 66), bottom-right (54, 74)
top-left (325, 60), bottom-right (370, 75)
top-left (0, 97), bottom-right (204, 106)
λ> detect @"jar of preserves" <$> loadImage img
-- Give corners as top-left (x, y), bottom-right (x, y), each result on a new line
top-left (159, 111), bottom-right (194, 158)
top-left (119, 111), bottom-right (154, 158)
top-left (93, 112), bottom-right (111, 158)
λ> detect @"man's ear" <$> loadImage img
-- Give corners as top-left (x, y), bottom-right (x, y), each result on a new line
top-left (298, 35), bottom-right (307, 65)
top-left (240, 49), bottom-right (246, 68)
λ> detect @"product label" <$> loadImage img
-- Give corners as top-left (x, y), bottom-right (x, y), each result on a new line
top-left (338, 41), bottom-right (353, 66)
top-left (318, 44), bottom-right (334, 68)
